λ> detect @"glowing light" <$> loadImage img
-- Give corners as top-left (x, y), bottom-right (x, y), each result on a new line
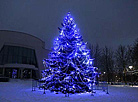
top-left (60, 30), bottom-right (63, 35)
top-left (83, 52), bottom-right (87, 55)
top-left (77, 43), bottom-right (81, 46)
top-left (73, 24), bottom-right (76, 28)
top-left (129, 66), bottom-right (133, 69)
top-left (86, 60), bottom-right (89, 64)
top-left (89, 59), bottom-right (93, 65)
top-left (41, 12), bottom-right (98, 94)
top-left (87, 78), bottom-right (91, 82)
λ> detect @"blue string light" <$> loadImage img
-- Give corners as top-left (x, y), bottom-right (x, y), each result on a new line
top-left (42, 12), bottom-right (98, 94)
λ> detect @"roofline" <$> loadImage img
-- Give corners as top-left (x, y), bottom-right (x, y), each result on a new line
top-left (0, 30), bottom-right (45, 43)
top-left (43, 47), bottom-right (51, 51)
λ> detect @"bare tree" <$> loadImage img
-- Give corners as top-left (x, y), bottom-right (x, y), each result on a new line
top-left (88, 44), bottom-right (101, 68)
top-left (115, 45), bottom-right (128, 83)
top-left (127, 45), bottom-right (134, 66)
top-left (100, 46), bottom-right (114, 83)
top-left (133, 38), bottom-right (138, 69)
top-left (115, 45), bottom-right (128, 68)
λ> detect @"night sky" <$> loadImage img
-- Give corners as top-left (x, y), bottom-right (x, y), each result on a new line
top-left (0, 0), bottom-right (138, 50)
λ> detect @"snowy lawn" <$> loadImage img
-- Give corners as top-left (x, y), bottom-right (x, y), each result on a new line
top-left (0, 79), bottom-right (138, 102)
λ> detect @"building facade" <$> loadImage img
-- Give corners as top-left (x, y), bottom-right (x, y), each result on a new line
top-left (0, 30), bottom-right (50, 79)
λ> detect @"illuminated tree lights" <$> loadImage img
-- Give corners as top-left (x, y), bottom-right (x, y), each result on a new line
top-left (42, 12), bottom-right (98, 94)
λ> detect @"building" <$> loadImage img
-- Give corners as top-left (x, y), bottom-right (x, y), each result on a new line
top-left (0, 30), bottom-right (50, 79)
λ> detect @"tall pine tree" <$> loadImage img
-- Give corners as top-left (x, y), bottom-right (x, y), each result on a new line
top-left (42, 12), bottom-right (98, 94)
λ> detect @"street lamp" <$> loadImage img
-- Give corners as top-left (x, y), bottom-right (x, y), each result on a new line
top-left (129, 66), bottom-right (133, 86)
top-left (129, 66), bottom-right (133, 69)
top-left (103, 72), bottom-right (106, 81)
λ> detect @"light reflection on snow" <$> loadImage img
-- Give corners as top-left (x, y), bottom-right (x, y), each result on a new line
top-left (130, 86), bottom-right (138, 88)
top-left (111, 85), bottom-right (138, 88)
top-left (78, 92), bottom-right (91, 95)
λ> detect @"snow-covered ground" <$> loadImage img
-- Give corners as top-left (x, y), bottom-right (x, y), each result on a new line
top-left (0, 79), bottom-right (138, 102)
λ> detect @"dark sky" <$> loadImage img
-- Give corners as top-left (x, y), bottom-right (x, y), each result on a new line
top-left (0, 0), bottom-right (138, 50)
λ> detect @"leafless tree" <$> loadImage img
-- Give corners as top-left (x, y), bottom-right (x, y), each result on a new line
top-left (88, 44), bottom-right (101, 68)
top-left (115, 45), bottom-right (128, 69)
top-left (100, 46), bottom-right (114, 83)
top-left (133, 38), bottom-right (138, 69)
top-left (127, 45), bottom-right (134, 66)
top-left (115, 45), bottom-right (129, 83)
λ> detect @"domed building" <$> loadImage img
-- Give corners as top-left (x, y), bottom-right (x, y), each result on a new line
top-left (0, 30), bottom-right (50, 79)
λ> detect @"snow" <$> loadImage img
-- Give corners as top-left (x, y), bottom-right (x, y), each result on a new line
top-left (0, 79), bottom-right (138, 102)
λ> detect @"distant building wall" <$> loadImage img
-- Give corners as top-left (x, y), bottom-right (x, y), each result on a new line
top-left (0, 30), bottom-right (50, 79)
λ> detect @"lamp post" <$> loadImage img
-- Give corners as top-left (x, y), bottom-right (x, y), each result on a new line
top-left (129, 66), bottom-right (133, 86)
top-left (103, 72), bottom-right (106, 82)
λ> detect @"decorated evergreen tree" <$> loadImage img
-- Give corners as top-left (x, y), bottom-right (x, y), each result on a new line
top-left (42, 12), bottom-right (98, 94)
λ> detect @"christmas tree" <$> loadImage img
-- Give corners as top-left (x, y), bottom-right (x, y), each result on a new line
top-left (42, 12), bottom-right (98, 94)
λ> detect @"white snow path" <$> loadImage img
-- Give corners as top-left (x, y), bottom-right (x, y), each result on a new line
top-left (0, 79), bottom-right (138, 102)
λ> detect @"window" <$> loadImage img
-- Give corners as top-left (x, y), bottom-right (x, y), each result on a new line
top-left (0, 45), bottom-right (38, 68)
